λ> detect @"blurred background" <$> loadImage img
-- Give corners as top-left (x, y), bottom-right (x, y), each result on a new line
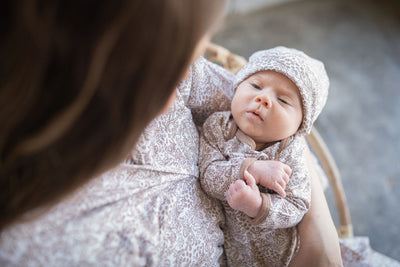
top-left (213, 0), bottom-right (400, 261)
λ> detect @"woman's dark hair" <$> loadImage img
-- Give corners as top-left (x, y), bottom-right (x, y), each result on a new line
top-left (0, 0), bottom-right (226, 230)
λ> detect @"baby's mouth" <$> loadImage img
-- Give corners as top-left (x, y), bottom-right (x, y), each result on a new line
top-left (248, 110), bottom-right (264, 121)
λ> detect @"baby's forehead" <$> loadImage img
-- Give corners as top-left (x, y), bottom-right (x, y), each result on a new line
top-left (250, 70), bottom-right (302, 98)
top-left (250, 70), bottom-right (299, 87)
top-left (249, 70), bottom-right (287, 80)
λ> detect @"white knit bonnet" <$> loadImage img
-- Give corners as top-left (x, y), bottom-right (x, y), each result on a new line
top-left (235, 46), bottom-right (329, 136)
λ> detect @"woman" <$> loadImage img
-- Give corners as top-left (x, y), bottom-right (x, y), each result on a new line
top-left (0, 0), bottom-right (341, 265)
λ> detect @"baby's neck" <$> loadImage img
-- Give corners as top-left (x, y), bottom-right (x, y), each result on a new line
top-left (255, 141), bottom-right (277, 151)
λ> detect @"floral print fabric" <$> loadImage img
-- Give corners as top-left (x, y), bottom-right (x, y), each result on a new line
top-left (199, 111), bottom-right (311, 266)
top-left (0, 57), bottom-right (235, 266)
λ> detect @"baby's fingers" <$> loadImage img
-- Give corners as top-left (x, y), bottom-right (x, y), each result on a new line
top-left (226, 184), bottom-right (235, 202)
top-left (227, 180), bottom-right (246, 204)
top-left (283, 164), bottom-right (292, 177)
top-left (228, 180), bottom-right (246, 196)
top-left (244, 170), bottom-right (257, 189)
top-left (272, 182), bottom-right (286, 198)
top-left (277, 178), bottom-right (287, 191)
top-left (281, 171), bottom-right (289, 184)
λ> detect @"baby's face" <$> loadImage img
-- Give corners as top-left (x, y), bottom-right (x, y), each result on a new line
top-left (231, 70), bottom-right (303, 146)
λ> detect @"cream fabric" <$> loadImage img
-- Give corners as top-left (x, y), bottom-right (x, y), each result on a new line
top-left (340, 237), bottom-right (400, 267)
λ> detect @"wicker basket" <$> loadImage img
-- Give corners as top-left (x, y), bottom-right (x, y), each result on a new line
top-left (205, 43), bottom-right (353, 238)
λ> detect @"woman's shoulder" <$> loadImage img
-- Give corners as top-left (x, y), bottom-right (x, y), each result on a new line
top-left (190, 56), bottom-right (235, 90)
top-left (193, 56), bottom-right (234, 77)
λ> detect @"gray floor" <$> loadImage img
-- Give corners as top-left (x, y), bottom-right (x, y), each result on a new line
top-left (213, 0), bottom-right (400, 260)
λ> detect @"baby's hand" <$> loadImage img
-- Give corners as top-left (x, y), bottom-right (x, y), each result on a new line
top-left (246, 160), bottom-right (292, 197)
top-left (226, 173), bottom-right (262, 218)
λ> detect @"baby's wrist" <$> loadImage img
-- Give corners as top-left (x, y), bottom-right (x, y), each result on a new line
top-left (246, 198), bottom-right (262, 218)
top-left (247, 160), bottom-right (259, 183)
top-left (249, 193), bottom-right (270, 225)
top-left (240, 158), bottom-right (258, 181)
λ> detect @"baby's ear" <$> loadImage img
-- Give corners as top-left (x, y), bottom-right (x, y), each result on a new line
top-left (297, 120), bottom-right (304, 133)
top-left (298, 121), bottom-right (303, 129)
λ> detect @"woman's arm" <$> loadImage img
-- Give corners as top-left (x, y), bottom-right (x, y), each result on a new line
top-left (185, 56), bottom-right (235, 127)
top-left (289, 143), bottom-right (343, 267)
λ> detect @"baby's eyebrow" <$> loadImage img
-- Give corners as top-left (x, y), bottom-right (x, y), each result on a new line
top-left (248, 76), bottom-right (261, 83)
top-left (252, 73), bottom-right (266, 80)
top-left (282, 87), bottom-right (297, 96)
top-left (282, 87), bottom-right (302, 103)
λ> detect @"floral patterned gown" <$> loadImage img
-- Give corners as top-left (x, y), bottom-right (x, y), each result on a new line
top-left (199, 111), bottom-right (311, 267)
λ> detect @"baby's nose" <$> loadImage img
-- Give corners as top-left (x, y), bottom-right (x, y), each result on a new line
top-left (255, 94), bottom-right (272, 108)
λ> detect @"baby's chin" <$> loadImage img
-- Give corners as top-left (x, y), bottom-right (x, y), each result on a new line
top-left (246, 133), bottom-right (274, 146)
